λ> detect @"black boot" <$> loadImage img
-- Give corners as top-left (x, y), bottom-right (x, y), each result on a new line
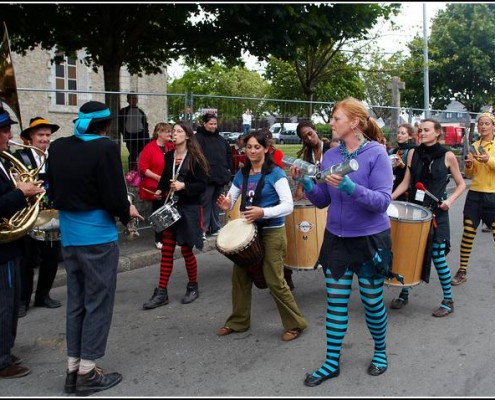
top-left (181, 283), bottom-right (199, 304)
top-left (142, 287), bottom-right (169, 309)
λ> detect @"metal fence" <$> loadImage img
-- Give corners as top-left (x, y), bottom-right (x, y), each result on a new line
top-left (9, 87), bottom-right (488, 169)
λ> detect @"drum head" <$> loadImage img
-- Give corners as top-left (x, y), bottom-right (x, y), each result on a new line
top-left (387, 201), bottom-right (432, 222)
top-left (293, 199), bottom-right (314, 208)
top-left (216, 219), bottom-right (255, 252)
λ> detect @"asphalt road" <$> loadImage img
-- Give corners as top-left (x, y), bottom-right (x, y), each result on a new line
top-left (1, 188), bottom-right (495, 397)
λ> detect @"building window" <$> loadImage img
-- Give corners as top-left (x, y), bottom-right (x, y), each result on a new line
top-left (55, 56), bottom-right (77, 106)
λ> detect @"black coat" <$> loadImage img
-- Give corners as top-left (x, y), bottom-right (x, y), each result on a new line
top-left (195, 126), bottom-right (232, 185)
top-left (47, 136), bottom-right (131, 226)
top-left (0, 158), bottom-right (28, 263)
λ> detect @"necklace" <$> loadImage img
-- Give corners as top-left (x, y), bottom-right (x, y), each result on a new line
top-left (339, 140), bottom-right (368, 161)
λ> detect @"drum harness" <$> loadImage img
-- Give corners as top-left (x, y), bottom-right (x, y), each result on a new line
top-left (240, 165), bottom-right (268, 231)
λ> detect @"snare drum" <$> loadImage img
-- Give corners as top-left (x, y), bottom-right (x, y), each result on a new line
top-left (29, 228), bottom-right (61, 241)
top-left (284, 200), bottom-right (328, 270)
top-left (30, 209), bottom-right (61, 241)
top-left (386, 201), bottom-right (432, 287)
top-left (149, 203), bottom-right (181, 233)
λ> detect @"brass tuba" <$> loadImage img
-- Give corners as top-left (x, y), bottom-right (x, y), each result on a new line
top-left (0, 140), bottom-right (46, 243)
top-left (0, 23), bottom-right (45, 243)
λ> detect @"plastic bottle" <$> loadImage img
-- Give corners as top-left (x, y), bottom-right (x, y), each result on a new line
top-left (314, 159), bottom-right (359, 183)
top-left (281, 156), bottom-right (318, 176)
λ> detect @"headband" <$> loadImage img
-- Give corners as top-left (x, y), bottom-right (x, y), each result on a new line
top-left (74, 109), bottom-right (111, 137)
top-left (478, 112), bottom-right (495, 125)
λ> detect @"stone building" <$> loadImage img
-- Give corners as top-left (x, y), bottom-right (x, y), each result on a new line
top-left (8, 48), bottom-right (168, 143)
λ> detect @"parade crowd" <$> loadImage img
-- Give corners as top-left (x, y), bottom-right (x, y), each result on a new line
top-left (1, 96), bottom-right (494, 396)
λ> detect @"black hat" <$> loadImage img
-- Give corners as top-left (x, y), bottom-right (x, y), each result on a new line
top-left (73, 101), bottom-right (115, 123)
top-left (0, 108), bottom-right (18, 129)
top-left (20, 117), bottom-right (60, 141)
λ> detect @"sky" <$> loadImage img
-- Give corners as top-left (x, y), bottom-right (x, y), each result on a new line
top-left (167, 2), bottom-right (449, 80)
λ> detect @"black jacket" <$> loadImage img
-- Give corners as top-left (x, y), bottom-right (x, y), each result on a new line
top-left (47, 136), bottom-right (131, 226)
top-left (0, 157), bottom-right (28, 263)
top-left (195, 126), bottom-right (232, 185)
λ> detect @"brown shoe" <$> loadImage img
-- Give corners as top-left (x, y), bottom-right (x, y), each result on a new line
top-left (390, 297), bottom-right (408, 309)
top-left (0, 364), bottom-right (31, 379)
top-left (432, 300), bottom-right (454, 317)
top-left (451, 269), bottom-right (467, 286)
top-left (282, 328), bottom-right (302, 342)
top-left (216, 326), bottom-right (234, 336)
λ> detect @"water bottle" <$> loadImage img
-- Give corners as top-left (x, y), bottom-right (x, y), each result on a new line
top-left (281, 156), bottom-right (318, 176)
top-left (314, 159), bottom-right (359, 183)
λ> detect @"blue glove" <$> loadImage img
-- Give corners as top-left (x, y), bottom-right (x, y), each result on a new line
top-left (296, 175), bottom-right (314, 192)
top-left (337, 175), bottom-right (356, 195)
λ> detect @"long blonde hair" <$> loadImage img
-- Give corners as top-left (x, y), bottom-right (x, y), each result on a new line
top-left (332, 97), bottom-right (384, 143)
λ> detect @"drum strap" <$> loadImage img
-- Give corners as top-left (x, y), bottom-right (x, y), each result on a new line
top-left (240, 170), bottom-right (266, 211)
top-left (241, 169), bottom-right (268, 231)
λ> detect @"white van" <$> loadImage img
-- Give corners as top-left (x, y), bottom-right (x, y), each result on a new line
top-left (269, 123), bottom-right (299, 144)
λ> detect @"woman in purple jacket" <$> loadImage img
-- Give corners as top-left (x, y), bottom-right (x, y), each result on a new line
top-left (292, 97), bottom-right (394, 387)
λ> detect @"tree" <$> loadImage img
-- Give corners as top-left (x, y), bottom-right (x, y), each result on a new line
top-left (264, 54), bottom-right (364, 121)
top-left (1, 3), bottom-right (399, 136)
top-left (167, 62), bottom-right (270, 126)
top-left (1, 3), bottom-right (204, 137)
top-left (401, 3), bottom-right (495, 113)
top-left (212, 3), bottom-right (399, 116)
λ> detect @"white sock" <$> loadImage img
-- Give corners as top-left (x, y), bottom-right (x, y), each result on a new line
top-left (67, 357), bottom-right (80, 373)
top-left (78, 359), bottom-right (96, 375)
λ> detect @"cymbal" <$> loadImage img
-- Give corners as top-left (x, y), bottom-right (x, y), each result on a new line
top-left (34, 209), bottom-right (59, 228)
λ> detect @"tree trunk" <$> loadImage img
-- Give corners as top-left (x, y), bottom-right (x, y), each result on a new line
top-left (103, 64), bottom-right (122, 143)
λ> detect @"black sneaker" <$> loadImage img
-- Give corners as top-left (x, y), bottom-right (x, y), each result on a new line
top-left (18, 303), bottom-right (28, 318)
top-left (75, 367), bottom-right (122, 396)
top-left (64, 370), bottom-right (77, 394)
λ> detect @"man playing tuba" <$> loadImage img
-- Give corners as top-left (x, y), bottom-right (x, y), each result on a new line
top-left (15, 117), bottom-right (62, 318)
top-left (0, 108), bottom-right (45, 379)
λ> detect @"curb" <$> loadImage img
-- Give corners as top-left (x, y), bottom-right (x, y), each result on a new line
top-left (51, 235), bottom-right (219, 289)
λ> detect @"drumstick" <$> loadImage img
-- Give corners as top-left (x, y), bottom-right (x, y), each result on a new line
top-left (415, 182), bottom-right (440, 203)
top-left (142, 187), bottom-right (156, 195)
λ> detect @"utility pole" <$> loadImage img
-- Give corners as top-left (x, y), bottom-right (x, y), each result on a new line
top-left (423, 3), bottom-right (430, 118)
top-left (388, 76), bottom-right (405, 141)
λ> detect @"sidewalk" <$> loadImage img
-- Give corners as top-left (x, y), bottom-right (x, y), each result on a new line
top-left (52, 223), bottom-right (219, 289)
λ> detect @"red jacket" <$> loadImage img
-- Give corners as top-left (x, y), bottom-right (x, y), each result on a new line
top-left (138, 139), bottom-right (174, 201)
top-left (269, 146), bottom-right (284, 168)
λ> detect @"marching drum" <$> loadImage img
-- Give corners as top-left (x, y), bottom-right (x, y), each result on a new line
top-left (29, 209), bottom-right (61, 241)
top-left (386, 201), bottom-right (432, 287)
top-left (149, 203), bottom-right (181, 233)
top-left (216, 218), bottom-right (267, 288)
top-left (284, 200), bottom-right (327, 270)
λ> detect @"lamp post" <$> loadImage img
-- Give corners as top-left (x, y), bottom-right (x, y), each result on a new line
top-left (423, 3), bottom-right (430, 118)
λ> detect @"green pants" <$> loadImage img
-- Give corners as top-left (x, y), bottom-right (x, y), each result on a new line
top-left (224, 226), bottom-right (308, 332)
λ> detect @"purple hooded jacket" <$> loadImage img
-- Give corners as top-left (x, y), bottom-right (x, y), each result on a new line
top-left (305, 141), bottom-right (393, 237)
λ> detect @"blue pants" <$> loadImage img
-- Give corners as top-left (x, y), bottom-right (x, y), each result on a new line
top-left (62, 241), bottom-right (119, 360)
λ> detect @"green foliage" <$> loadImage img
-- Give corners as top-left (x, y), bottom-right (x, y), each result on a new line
top-left (401, 3), bottom-right (495, 113)
top-left (168, 63), bottom-right (270, 123)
